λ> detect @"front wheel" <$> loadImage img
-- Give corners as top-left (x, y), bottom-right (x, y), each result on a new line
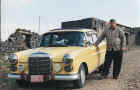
top-left (74, 64), bottom-right (86, 88)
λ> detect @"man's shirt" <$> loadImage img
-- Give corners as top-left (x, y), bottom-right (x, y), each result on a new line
top-left (95, 26), bottom-right (126, 51)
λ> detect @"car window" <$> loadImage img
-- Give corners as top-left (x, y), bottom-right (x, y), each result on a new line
top-left (86, 32), bottom-right (94, 44)
top-left (92, 33), bottom-right (97, 44)
top-left (42, 34), bottom-right (51, 45)
top-left (40, 32), bottom-right (85, 47)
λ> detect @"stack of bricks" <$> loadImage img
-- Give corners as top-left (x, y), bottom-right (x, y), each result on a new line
top-left (0, 28), bottom-right (40, 53)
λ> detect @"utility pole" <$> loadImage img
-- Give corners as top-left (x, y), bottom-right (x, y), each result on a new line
top-left (38, 16), bottom-right (40, 34)
top-left (0, 0), bottom-right (1, 43)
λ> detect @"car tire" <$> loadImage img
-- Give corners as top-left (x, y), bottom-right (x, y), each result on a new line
top-left (74, 64), bottom-right (86, 88)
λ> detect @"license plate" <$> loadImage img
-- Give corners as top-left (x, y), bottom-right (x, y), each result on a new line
top-left (31, 75), bottom-right (44, 83)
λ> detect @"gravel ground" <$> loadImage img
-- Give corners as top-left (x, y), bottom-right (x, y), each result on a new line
top-left (0, 47), bottom-right (140, 90)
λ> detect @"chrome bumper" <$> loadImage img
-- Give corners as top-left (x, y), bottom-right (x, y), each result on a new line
top-left (54, 74), bottom-right (80, 80)
top-left (8, 73), bottom-right (20, 79)
top-left (8, 73), bottom-right (80, 81)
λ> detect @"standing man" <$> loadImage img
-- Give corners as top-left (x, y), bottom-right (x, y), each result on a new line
top-left (94, 19), bottom-right (126, 80)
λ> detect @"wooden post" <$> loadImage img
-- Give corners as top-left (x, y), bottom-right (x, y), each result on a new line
top-left (0, 0), bottom-right (1, 48)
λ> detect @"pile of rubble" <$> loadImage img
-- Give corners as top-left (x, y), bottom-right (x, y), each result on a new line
top-left (0, 28), bottom-right (40, 53)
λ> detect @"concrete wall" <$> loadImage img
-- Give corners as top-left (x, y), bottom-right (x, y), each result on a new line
top-left (134, 27), bottom-right (140, 45)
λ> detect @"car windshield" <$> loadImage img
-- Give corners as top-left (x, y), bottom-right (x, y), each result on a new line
top-left (40, 31), bottom-right (84, 47)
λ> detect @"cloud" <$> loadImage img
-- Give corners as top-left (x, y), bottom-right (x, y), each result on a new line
top-left (138, 0), bottom-right (140, 25)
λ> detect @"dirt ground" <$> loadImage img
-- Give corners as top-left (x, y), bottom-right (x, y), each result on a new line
top-left (0, 47), bottom-right (140, 90)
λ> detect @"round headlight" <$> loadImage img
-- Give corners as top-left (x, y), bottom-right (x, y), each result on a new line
top-left (8, 54), bottom-right (18, 64)
top-left (63, 54), bottom-right (73, 64)
top-left (54, 63), bottom-right (62, 72)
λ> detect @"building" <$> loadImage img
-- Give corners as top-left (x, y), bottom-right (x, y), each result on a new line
top-left (0, 29), bottom-right (40, 53)
top-left (133, 27), bottom-right (140, 45)
top-left (61, 17), bottom-right (136, 49)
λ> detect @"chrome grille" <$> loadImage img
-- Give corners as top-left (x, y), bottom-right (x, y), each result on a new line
top-left (29, 57), bottom-right (52, 75)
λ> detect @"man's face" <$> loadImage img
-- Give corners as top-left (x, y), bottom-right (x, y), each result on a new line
top-left (109, 21), bottom-right (116, 28)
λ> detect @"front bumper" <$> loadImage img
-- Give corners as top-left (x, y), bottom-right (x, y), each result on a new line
top-left (8, 73), bottom-right (21, 79)
top-left (8, 73), bottom-right (80, 81)
top-left (53, 74), bottom-right (80, 80)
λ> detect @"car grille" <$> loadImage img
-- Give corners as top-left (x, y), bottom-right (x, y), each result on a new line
top-left (29, 57), bottom-right (52, 75)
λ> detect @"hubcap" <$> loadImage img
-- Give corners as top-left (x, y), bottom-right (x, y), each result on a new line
top-left (80, 69), bottom-right (85, 85)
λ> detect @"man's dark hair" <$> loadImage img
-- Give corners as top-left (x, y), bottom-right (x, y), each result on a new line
top-left (110, 19), bottom-right (116, 22)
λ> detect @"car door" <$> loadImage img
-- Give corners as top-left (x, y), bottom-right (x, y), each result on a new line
top-left (91, 33), bottom-right (101, 67)
top-left (97, 39), bottom-right (106, 65)
top-left (84, 31), bottom-right (99, 73)
top-left (92, 33), bottom-right (106, 66)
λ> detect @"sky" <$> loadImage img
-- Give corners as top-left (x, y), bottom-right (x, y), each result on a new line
top-left (1, 0), bottom-right (140, 41)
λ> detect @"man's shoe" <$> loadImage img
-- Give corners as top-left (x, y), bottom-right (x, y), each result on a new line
top-left (100, 73), bottom-right (108, 79)
top-left (113, 77), bottom-right (118, 80)
top-left (103, 75), bottom-right (108, 79)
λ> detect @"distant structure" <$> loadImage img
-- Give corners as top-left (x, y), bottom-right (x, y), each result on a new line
top-left (0, 0), bottom-right (1, 45)
top-left (133, 27), bottom-right (140, 45)
top-left (1, 29), bottom-right (40, 53)
top-left (0, 17), bottom-right (138, 53)
top-left (62, 17), bottom-right (106, 33)
top-left (62, 17), bottom-right (136, 49)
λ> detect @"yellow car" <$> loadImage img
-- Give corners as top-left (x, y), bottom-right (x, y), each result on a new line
top-left (8, 29), bottom-right (106, 88)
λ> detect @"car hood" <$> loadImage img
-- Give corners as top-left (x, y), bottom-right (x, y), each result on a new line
top-left (15, 46), bottom-right (85, 63)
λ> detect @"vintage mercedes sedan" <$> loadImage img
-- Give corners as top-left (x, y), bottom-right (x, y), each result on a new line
top-left (8, 29), bottom-right (106, 88)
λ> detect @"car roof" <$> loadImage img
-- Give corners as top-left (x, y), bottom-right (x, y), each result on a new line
top-left (48, 28), bottom-right (96, 33)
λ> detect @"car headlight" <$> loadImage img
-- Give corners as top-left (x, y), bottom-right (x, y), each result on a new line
top-left (63, 54), bottom-right (73, 72)
top-left (54, 63), bottom-right (62, 73)
top-left (8, 54), bottom-right (18, 64)
top-left (63, 54), bottom-right (73, 64)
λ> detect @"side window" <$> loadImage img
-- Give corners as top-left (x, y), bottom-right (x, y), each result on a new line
top-left (86, 32), bottom-right (94, 44)
top-left (92, 33), bottom-right (97, 44)
top-left (83, 33), bottom-right (87, 41)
